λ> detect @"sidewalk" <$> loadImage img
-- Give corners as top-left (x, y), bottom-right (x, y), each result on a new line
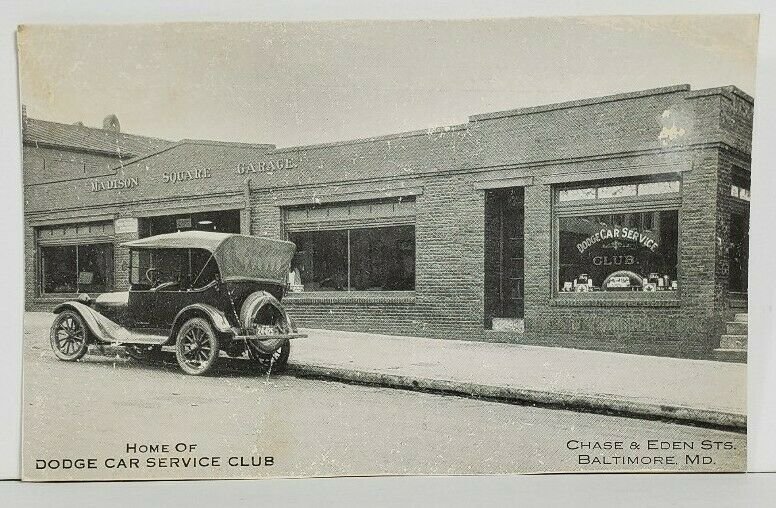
top-left (289, 329), bottom-right (746, 430)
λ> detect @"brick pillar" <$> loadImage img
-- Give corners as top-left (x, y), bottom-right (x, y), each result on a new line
top-left (113, 217), bottom-right (139, 291)
top-left (241, 179), bottom-right (252, 234)
top-left (680, 149), bottom-right (724, 354)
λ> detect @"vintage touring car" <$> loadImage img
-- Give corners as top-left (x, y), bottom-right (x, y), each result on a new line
top-left (49, 231), bottom-right (306, 375)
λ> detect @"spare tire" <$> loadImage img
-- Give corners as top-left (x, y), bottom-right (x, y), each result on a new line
top-left (239, 291), bottom-right (291, 336)
top-left (240, 291), bottom-right (292, 374)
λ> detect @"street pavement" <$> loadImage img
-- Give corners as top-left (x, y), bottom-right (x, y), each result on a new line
top-left (22, 312), bottom-right (745, 480)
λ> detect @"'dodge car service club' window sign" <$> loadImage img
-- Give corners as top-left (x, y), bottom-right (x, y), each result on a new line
top-left (559, 213), bottom-right (679, 293)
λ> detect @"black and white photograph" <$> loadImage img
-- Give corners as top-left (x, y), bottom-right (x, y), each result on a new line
top-left (17, 15), bottom-right (757, 480)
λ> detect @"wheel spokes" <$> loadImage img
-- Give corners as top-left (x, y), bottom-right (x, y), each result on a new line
top-left (181, 325), bottom-right (213, 369)
top-left (55, 317), bottom-right (85, 356)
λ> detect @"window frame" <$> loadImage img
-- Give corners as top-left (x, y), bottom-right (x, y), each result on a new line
top-left (286, 224), bottom-right (417, 294)
top-left (282, 197), bottom-right (417, 299)
top-left (551, 176), bottom-right (682, 305)
top-left (38, 242), bottom-right (115, 296)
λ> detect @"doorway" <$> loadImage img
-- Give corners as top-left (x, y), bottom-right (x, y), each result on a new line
top-left (728, 211), bottom-right (749, 309)
top-left (484, 187), bottom-right (525, 329)
top-left (139, 209), bottom-right (241, 238)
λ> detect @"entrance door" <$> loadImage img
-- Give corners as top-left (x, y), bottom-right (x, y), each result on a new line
top-left (729, 211), bottom-right (749, 307)
top-left (484, 188), bottom-right (525, 328)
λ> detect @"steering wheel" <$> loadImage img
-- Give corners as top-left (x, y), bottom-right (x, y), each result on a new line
top-left (145, 268), bottom-right (162, 285)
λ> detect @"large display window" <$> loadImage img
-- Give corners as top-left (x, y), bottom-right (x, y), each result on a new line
top-left (40, 243), bottom-right (114, 294)
top-left (288, 225), bottom-right (415, 292)
top-left (283, 197), bottom-right (416, 293)
top-left (555, 177), bottom-right (681, 296)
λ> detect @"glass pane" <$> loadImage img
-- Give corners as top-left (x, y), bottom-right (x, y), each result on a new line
top-left (130, 250), bottom-right (142, 285)
top-left (558, 211), bottom-right (679, 293)
top-left (558, 187), bottom-right (596, 202)
top-left (638, 181), bottom-right (681, 196)
top-left (597, 185), bottom-right (637, 199)
top-left (349, 226), bottom-right (415, 291)
top-left (77, 244), bottom-right (113, 293)
top-left (131, 249), bottom-right (187, 289)
top-left (190, 249), bottom-right (219, 289)
top-left (288, 230), bottom-right (348, 291)
top-left (42, 245), bottom-right (77, 293)
top-left (131, 250), bottom-right (150, 286)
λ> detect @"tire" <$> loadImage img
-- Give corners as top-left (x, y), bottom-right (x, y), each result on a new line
top-left (247, 339), bottom-right (290, 374)
top-left (50, 310), bottom-right (90, 361)
top-left (174, 317), bottom-right (220, 376)
top-left (125, 344), bottom-right (163, 362)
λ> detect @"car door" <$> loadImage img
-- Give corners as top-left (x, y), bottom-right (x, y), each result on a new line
top-left (127, 289), bottom-right (158, 331)
top-left (146, 248), bottom-right (190, 329)
top-left (125, 249), bottom-right (158, 331)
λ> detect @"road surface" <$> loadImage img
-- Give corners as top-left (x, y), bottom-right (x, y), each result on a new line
top-left (23, 313), bottom-right (745, 480)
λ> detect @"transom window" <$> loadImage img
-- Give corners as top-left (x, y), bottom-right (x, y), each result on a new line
top-left (730, 168), bottom-right (751, 202)
top-left (558, 180), bottom-right (680, 202)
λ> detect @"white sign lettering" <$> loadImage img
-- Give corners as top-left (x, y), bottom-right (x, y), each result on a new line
top-left (90, 177), bottom-right (139, 192)
top-left (236, 158), bottom-right (297, 174)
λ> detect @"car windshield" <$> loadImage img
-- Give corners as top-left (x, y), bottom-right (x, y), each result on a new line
top-left (130, 248), bottom-right (219, 290)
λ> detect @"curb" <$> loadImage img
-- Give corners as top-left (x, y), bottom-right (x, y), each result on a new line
top-left (288, 363), bottom-right (747, 432)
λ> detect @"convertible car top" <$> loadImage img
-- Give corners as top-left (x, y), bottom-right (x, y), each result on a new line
top-left (122, 231), bottom-right (296, 286)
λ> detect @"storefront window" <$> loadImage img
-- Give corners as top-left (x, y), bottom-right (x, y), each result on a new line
top-left (288, 225), bottom-right (415, 292)
top-left (41, 243), bottom-right (114, 294)
top-left (558, 211), bottom-right (679, 293)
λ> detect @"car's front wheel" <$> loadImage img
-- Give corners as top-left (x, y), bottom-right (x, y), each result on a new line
top-left (50, 310), bottom-right (90, 361)
top-left (175, 317), bottom-right (220, 375)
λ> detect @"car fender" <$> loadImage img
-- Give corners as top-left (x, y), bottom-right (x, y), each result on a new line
top-left (170, 303), bottom-right (234, 343)
top-left (52, 301), bottom-right (116, 344)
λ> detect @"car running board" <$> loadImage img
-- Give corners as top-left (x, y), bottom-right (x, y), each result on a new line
top-left (233, 333), bottom-right (308, 341)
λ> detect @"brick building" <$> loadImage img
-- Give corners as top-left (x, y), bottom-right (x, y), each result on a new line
top-left (23, 85), bottom-right (752, 359)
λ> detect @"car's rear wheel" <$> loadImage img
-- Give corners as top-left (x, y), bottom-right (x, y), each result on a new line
top-left (125, 344), bottom-right (163, 362)
top-left (247, 339), bottom-right (290, 374)
top-left (50, 310), bottom-right (90, 361)
top-left (175, 317), bottom-right (220, 376)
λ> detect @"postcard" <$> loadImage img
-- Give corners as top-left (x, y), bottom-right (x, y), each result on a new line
top-left (18, 16), bottom-right (756, 480)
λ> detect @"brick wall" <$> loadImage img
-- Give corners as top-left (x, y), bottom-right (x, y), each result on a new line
top-left (23, 85), bottom-right (754, 359)
top-left (270, 88), bottom-right (753, 358)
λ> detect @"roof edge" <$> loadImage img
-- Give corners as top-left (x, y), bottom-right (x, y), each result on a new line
top-left (22, 139), bottom-right (145, 159)
top-left (684, 85), bottom-right (754, 104)
top-left (270, 123), bottom-right (469, 154)
top-left (469, 84), bottom-right (692, 122)
top-left (23, 116), bottom-right (173, 145)
top-left (179, 139), bottom-right (276, 150)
